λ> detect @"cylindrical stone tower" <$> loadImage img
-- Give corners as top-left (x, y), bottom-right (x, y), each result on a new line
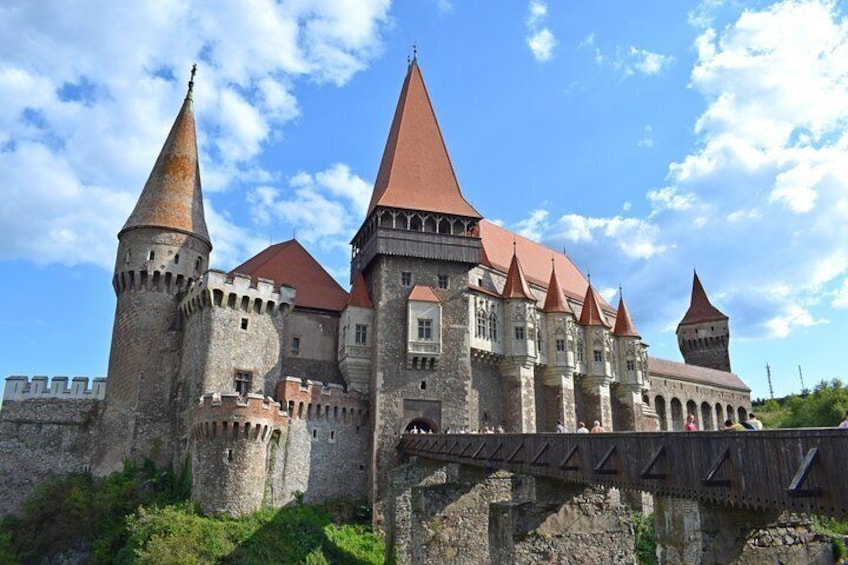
top-left (96, 69), bottom-right (212, 473)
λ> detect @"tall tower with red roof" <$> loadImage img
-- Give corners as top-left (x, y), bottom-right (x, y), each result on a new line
top-left (98, 68), bottom-right (212, 472)
top-left (676, 271), bottom-right (731, 373)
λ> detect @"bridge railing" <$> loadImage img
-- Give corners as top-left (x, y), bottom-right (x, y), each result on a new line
top-left (398, 429), bottom-right (848, 519)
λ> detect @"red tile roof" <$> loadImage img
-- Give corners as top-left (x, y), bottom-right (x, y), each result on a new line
top-left (121, 90), bottom-right (211, 245)
top-left (501, 252), bottom-right (533, 300)
top-left (367, 61), bottom-right (481, 219)
top-left (649, 357), bottom-right (749, 391)
top-left (347, 271), bottom-right (373, 308)
top-left (613, 293), bottom-right (640, 338)
top-left (579, 285), bottom-right (610, 327)
top-left (408, 285), bottom-right (441, 302)
top-left (679, 271), bottom-right (728, 326)
top-left (230, 240), bottom-right (348, 312)
top-left (542, 263), bottom-right (572, 314)
top-left (477, 220), bottom-right (613, 314)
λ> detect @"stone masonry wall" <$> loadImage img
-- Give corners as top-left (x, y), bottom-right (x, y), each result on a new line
top-left (368, 256), bottom-right (475, 524)
top-left (649, 375), bottom-right (750, 431)
top-left (469, 360), bottom-right (503, 431)
top-left (0, 398), bottom-right (99, 516)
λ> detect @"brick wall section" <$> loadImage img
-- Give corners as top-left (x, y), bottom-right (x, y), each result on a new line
top-left (367, 257), bottom-right (474, 523)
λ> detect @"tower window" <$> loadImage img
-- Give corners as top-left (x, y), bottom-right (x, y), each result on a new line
top-left (195, 257), bottom-right (202, 271)
top-left (420, 380), bottom-right (426, 390)
top-left (593, 350), bottom-right (603, 362)
top-left (234, 371), bottom-right (252, 396)
top-left (555, 338), bottom-right (565, 352)
top-left (438, 274), bottom-right (449, 289)
top-left (417, 319), bottom-right (433, 340)
top-left (355, 324), bottom-right (368, 345)
top-left (514, 326), bottom-right (525, 340)
top-left (292, 337), bottom-right (301, 351)
top-left (147, 250), bottom-right (155, 261)
top-left (174, 254), bottom-right (180, 265)
top-left (240, 318), bottom-right (248, 330)
top-left (125, 251), bottom-right (131, 264)
top-left (626, 359), bottom-right (636, 371)
top-left (401, 271), bottom-right (412, 286)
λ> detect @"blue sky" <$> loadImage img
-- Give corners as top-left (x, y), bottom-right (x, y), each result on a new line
top-left (2, 0), bottom-right (848, 400)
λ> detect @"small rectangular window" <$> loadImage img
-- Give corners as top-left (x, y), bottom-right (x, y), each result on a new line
top-left (355, 324), bottom-right (368, 345)
top-left (594, 350), bottom-right (603, 362)
top-left (514, 326), bottom-right (525, 340)
top-left (147, 250), bottom-right (155, 261)
top-left (555, 338), bottom-right (565, 352)
top-left (417, 318), bottom-right (433, 340)
top-left (626, 359), bottom-right (636, 371)
top-left (240, 318), bottom-right (249, 330)
top-left (174, 254), bottom-right (180, 265)
top-left (438, 274), bottom-right (449, 289)
top-left (401, 271), bottom-right (412, 286)
top-left (292, 337), bottom-right (300, 350)
top-left (234, 371), bottom-right (252, 396)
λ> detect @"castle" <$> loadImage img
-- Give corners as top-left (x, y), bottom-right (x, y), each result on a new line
top-left (0, 59), bottom-right (750, 521)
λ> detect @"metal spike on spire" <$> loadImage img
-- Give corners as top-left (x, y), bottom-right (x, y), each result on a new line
top-left (187, 63), bottom-right (197, 99)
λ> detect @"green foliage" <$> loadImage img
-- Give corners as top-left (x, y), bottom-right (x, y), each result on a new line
top-left (777, 379), bottom-right (848, 428)
top-left (813, 515), bottom-right (848, 563)
top-left (633, 513), bottom-right (657, 565)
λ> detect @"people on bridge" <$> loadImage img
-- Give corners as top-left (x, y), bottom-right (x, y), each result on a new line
top-left (685, 414), bottom-right (698, 431)
top-left (722, 419), bottom-right (749, 431)
top-left (576, 421), bottom-right (589, 434)
top-left (590, 420), bottom-right (605, 433)
top-left (555, 420), bottom-right (566, 433)
top-left (839, 411), bottom-right (848, 429)
top-left (747, 413), bottom-right (763, 430)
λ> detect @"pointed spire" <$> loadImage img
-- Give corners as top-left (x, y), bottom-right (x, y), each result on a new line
top-left (348, 270), bottom-right (373, 308)
top-left (613, 287), bottom-right (640, 338)
top-left (501, 251), bottom-right (533, 300)
top-left (543, 259), bottom-right (572, 313)
top-left (679, 270), bottom-right (727, 326)
top-left (120, 65), bottom-right (211, 246)
top-left (367, 59), bottom-right (480, 218)
top-left (579, 283), bottom-right (609, 327)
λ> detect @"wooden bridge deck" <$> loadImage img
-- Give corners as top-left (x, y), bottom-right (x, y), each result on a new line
top-left (399, 429), bottom-right (848, 518)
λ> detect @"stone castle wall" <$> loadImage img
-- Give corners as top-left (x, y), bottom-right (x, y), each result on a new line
top-left (649, 375), bottom-right (750, 431)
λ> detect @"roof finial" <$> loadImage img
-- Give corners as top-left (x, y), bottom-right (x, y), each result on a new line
top-left (187, 63), bottom-right (197, 99)
top-left (619, 284), bottom-right (623, 298)
top-left (413, 43), bottom-right (418, 62)
top-left (512, 236), bottom-right (517, 256)
top-left (587, 271), bottom-right (591, 286)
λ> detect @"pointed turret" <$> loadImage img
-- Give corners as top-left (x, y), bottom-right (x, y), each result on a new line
top-left (120, 67), bottom-right (211, 246)
top-left (501, 251), bottom-right (533, 300)
top-left (543, 261), bottom-right (572, 313)
top-left (676, 271), bottom-right (731, 372)
top-left (348, 270), bottom-right (373, 308)
top-left (367, 59), bottom-right (480, 218)
top-left (679, 271), bottom-right (727, 327)
top-left (613, 290), bottom-right (640, 338)
top-left (579, 284), bottom-right (609, 327)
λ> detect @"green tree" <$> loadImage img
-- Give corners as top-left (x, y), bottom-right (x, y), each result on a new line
top-left (780, 379), bottom-right (848, 428)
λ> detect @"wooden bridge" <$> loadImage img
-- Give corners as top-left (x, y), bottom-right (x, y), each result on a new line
top-left (399, 428), bottom-right (848, 519)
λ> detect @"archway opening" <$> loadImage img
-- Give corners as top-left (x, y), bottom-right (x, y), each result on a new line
top-left (405, 419), bottom-right (437, 434)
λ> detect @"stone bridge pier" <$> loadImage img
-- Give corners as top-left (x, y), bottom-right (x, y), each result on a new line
top-left (387, 458), bottom-right (637, 564)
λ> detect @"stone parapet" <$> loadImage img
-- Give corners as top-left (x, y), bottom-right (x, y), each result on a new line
top-left (192, 392), bottom-right (288, 442)
top-left (179, 270), bottom-right (296, 319)
top-left (276, 377), bottom-right (368, 426)
top-left (3, 376), bottom-right (106, 403)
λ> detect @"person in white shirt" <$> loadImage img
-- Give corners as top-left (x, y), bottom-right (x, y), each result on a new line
top-left (747, 413), bottom-right (763, 430)
top-left (576, 421), bottom-right (589, 434)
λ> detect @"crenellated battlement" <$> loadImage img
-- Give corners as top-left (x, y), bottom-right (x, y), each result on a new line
top-left (179, 270), bottom-right (296, 319)
top-left (3, 376), bottom-right (106, 403)
top-left (276, 377), bottom-right (369, 426)
top-left (192, 392), bottom-right (288, 443)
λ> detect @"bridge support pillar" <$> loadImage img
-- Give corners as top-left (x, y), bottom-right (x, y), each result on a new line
top-left (653, 497), bottom-right (831, 565)
top-left (577, 375), bottom-right (613, 430)
top-left (541, 367), bottom-right (576, 432)
top-left (500, 358), bottom-right (536, 433)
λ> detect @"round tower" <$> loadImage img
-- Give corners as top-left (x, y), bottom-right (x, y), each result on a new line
top-left (676, 271), bottom-right (731, 373)
top-left (96, 68), bottom-right (212, 473)
top-left (191, 393), bottom-right (288, 516)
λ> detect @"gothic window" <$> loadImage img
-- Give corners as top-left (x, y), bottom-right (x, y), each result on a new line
top-left (234, 371), bottom-right (252, 396)
top-left (476, 309), bottom-right (487, 339)
top-left (401, 271), bottom-right (412, 286)
top-left (555, 338), bottom-right (565, 352)
top-left (355, 324), bottom-right (368, 345)
top-left (438, 274), bottom-right (449, 290)
top-left (536, 328), bottom-right (542, 351)
top-left (489, 313), bottom-right (498, 341)
top-left (593, 350), bottom-right (603, 362)
top-left (418, 318), bottom-right (433, 340)
top-left (626, 359), bottom-right (636, 372)
top-left (514, 326), bottom-right (525, 340)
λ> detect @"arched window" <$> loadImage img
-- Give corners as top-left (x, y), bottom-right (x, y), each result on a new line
top-left (489, 312), bottom-right (498, 341)
top-left (476, 308), bottom-right (488, 339)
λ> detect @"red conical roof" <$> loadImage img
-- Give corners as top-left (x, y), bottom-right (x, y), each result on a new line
top-left (367, 60), bottom-right (480, 219)
top-left (543, 261), bottom-right (572, 313)
top-left (579, 284), bottom-right (609, 327)
top-left (679, 271), bottom-right (727, 326)
top-left (613, 291), bottom-right (640, 338)
top-left (348, 271), bottom-right (373, 308)
top-left (501, 251), bottom-right (533, 300)
top-left (121, 80), bottom-right (210, 245)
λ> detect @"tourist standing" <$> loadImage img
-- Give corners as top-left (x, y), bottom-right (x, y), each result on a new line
top-left (684, 414), bottom-right (698, 431)
top-left (590, 420), bottom-right (605, 433)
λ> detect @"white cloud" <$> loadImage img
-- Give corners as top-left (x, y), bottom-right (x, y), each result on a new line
top-left (638, 125), bottom-right (654, 148)
top-left (513, 209), bottom-right (549, 241)
top-left (526, 1), bottom-right (557, 62)
top-left (0, 0), bottom-right (391, 269)
top-left (763, 304), bottom-right (827, 338)
top-left (614, 46), bottom-right (675, 76)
